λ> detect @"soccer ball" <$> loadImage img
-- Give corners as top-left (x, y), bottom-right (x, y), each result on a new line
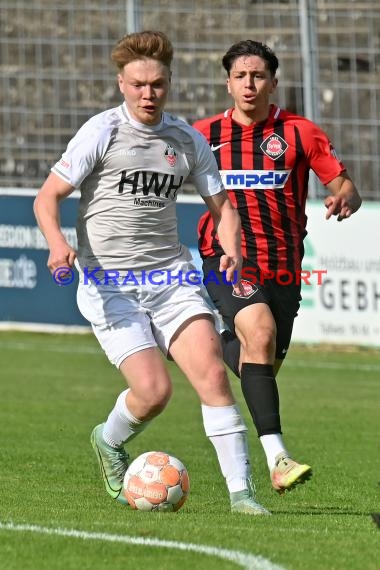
top-left (123, 451), bottom-right (190, 512)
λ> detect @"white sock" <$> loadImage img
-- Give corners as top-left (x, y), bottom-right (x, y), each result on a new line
top-left (202, 404), bottom-right (250, 493)
top-left (260, 434), bottom-right (288, 470)
top-left (102, 389), bottom-right (150, 447)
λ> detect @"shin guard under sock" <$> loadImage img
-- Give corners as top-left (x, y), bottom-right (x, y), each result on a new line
top-left (221, 331), bottom-right (241, 377)
top-left (240, 363), bottom-right (281, 436)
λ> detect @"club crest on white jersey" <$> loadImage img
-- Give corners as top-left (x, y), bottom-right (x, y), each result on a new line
top-left (164, 143), bottom-right (177, 166)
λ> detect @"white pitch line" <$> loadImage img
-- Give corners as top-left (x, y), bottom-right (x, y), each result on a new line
top-left (0, 521), bottom-right (286, 570)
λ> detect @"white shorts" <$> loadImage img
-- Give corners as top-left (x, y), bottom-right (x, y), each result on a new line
top-left (76, 260), bottom-right (214, 368)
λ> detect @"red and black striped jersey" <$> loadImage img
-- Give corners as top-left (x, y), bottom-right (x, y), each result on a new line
top-left (194, 105), bottom-right (346, 272)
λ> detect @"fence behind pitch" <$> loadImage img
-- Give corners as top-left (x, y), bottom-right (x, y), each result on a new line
top-left (1, 0), bottom-right (379, 200)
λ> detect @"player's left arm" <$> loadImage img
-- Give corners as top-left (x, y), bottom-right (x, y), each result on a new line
top-left (202, 190), bottom-right (243, 293)
top-left (324, 171), bottom-right (362, 221)
top-left (305, 121), bottom-right (362, 221)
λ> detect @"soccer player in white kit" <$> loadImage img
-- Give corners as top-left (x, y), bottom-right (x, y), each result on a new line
top-left (33, 31), bottom-right (270, 515)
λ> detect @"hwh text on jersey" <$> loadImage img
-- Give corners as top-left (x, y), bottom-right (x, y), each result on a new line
top-left (118, 170), bottom-right (184, 199)
top-left (220, 169), bottom-right (291, 190)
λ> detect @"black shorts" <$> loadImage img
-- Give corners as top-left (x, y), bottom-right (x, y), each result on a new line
top-left (202, 257), bottom-right (302, 360)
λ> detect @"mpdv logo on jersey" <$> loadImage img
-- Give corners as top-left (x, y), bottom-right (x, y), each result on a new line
top-left (220, 169), bottom-right (291, 190)
top-left (118, 170), bottom-right (184, 199)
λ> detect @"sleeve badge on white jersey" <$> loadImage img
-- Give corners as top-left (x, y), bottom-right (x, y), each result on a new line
top-left (59, 158), bottom-right (70, 169)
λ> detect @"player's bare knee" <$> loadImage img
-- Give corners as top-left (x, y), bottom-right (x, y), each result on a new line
top-left (208, 359), bottom-right (228, 381)
top-left (241, 325), bottom-right (276, 358)
top-left (131, 376), bottom-right (173, 415)
top-left (149, 382), bottom-right (173, 411)
top-left (199, 363), bottom-right (232, 398)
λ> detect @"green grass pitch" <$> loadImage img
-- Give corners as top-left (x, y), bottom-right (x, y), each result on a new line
top-left (0, 331), bottom-right (379, 570)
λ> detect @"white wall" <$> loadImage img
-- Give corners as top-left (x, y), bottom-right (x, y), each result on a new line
top-left (292, 201), bottom-right (380, 347)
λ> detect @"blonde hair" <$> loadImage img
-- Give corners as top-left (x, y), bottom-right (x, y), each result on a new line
top-left (111, 30), bottom-right (173, 70)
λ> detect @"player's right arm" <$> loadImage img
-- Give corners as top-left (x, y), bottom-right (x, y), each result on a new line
top-left (33, 111), bottom-right (114, 274)
top-left (33, 172), bottom-right (77, 274)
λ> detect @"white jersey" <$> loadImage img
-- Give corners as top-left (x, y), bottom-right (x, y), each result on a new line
top-left (52, 103), bottom-right (224, 272)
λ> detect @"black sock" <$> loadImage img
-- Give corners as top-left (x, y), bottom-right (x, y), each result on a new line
top-left (220, 330), bottom-right (241, 377)
top-left (240, 362), bottom-right (282, 436)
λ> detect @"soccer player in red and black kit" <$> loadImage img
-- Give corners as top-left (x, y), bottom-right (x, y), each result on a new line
top-left (194, 40), bottom-right (362, 494)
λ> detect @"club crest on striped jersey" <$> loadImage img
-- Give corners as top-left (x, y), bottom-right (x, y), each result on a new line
top-left (164, 144), bottom-right (177, 166)
top-left (260, 134), bottom-right (288, 160)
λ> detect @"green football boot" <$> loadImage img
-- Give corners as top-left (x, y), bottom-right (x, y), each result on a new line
top-left (90, 423), bottom-right (130, 505)
top-left (230, 479), bottom-right (271, 516)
